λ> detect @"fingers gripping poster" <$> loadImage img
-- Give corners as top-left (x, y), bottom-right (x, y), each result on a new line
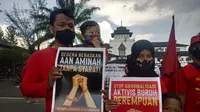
top-left (109, 77), bottom-right (162, 112)
top-left (52, 47), bottom-right (106, 112)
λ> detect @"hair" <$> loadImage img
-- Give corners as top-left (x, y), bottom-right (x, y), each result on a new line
top-left (50, 8), bottom-right (74, 25)
top-left (162, 93), bottom-right (182, 108)
top-left (80, 20), bottom-right (99, 34)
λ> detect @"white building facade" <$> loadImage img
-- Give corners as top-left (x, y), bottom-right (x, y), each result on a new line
top-left (109, 26), bottom-right (135, 56)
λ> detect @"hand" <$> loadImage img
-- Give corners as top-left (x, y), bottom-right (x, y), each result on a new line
top-left (72, 75), bottom-right (80, 89)
top-left (48, 67), bottom-right (62, 90)
top-left (79, 76), bottom-right (88, 91)
top-left (100, 90), bottom-right (108, 100)
top-left (92, 38), bottom-right (101, 47)
top-left (101, 90), bottom-right (119, 111)
top-left (105, 100), bottom-right (119, 111)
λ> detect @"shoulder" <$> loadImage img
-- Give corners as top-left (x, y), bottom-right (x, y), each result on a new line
top-left (28, 47), bottom-right (56, 61)
top-left (182, 64), bottom-right (193, 70)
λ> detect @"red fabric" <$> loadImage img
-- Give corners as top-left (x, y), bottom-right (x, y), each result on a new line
top-left (20, 47), bottom-right (57, 112)
top-left (190, 35), bottom-right (200, 46)
top-left (123, 75), bottom-right (168, 93)
top-left (161, 72), bottom-right (177, 93)
top-left (161, 15), bottom-right (178, 94)
top-left (178, 64), bottom-right (200, 112)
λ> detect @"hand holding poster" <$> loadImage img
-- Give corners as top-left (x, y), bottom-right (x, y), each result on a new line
top-left (109, 77), bottom-right (162, 112)
top-left (51, 47), bottom-right (106, 112)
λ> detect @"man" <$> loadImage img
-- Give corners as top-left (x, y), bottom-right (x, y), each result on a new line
top-left (178, 33), bottom-right (200, 112)
top-left (20, 8), bottom-right (75, 112)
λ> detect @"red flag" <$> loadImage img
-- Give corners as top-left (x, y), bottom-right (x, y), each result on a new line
top-left (161, 15), bottom-right (179, 94)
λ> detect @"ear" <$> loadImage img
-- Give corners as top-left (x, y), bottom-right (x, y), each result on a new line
top-left (49, 25), bottom-right (54, 34)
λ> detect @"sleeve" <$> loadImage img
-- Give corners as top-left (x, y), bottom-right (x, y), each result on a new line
top-left (20, 51), bottom-right (48, 98)
top-left (177, 69), bottom-right (188, 93)
top-left (160, 78), bottom-right (168, 93)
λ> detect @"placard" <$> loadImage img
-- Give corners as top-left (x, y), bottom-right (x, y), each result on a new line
top-left (109, 77), bottom-right (162, 112)
top-left (51, 47), bottom-right (106, 112)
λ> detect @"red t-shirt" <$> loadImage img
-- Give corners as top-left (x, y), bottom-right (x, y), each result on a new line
top-left (178, 64), bottom-right (200, 112)
top-left (20, 47), bottom-right (57, 112)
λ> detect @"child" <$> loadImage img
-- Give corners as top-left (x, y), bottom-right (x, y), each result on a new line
top-left (162, 93), bottom-right (182, 112)
top-left (79, 20), bottom-right (109, 61)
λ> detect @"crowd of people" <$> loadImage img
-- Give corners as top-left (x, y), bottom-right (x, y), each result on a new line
top-left (19, 8), bottom-right (200, 112)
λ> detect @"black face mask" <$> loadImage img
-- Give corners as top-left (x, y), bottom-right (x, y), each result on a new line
top-left (56, 29), bottom-right (75, 46)
top-left (192, 47), bottom-right (200, 60)
top-left (136, 60), bottom-right (154, 71)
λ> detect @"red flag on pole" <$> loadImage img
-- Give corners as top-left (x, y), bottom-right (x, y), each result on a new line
top-left (161, 15), bottom-right (179, 94)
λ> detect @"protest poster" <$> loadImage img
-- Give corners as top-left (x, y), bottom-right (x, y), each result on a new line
top-left (104, 64), bottom-right (126, 90)
top-left (105, 64), bottom-right (126, 78)
top-left (51, 47), bottom-right (106, 112)
top-left (109, 77), bottom-right (162, 112)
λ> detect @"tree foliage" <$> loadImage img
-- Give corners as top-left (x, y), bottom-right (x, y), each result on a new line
top-left (32, 0), bottom-right (100, 46)
top-left (4, 0), bottom-right (49, 53)
top-left (4, 26), bottom-right (18, 45)
top-left (0, 27), bottom-right (4, 40)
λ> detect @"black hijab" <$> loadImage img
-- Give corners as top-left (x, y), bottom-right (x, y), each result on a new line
top-left (127, 40), bottom-right (158, 77)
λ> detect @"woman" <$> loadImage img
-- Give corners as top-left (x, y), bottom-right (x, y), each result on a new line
top-left (104, 40), bottom-right (168, 111)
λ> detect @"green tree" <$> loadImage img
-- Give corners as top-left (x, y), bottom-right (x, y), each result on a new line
top-left (4, 25), bottom-right (18, 45)
top-left (4, 0), bottom-right (48, 53)
top-left (0, 27), bottom-right (4, 40)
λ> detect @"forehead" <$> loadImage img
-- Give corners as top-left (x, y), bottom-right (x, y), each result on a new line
top-left (86, 25), bottom-right (100, 32)
top-left (54, 13), bottom-right (74, 23)
top-left (164, 98), bottom-right (181, 107)
top-left (139, 49), bottom-right (152, 54)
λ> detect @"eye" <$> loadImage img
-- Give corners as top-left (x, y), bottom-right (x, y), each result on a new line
top-left (164, 108), bottom-right (169, 110)
top-left (138, 54), bottom-right (143, 58)
top-left (59, 24), bottom-right (66, 27)
top-left (68, 23), bottom-right (74, 28)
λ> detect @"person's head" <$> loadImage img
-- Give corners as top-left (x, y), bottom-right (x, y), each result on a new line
top-left (162, 93), bottom-right (182, 112)
top-left (80, 21), bottom-right (101, 46)
top-left (127, 40), bottom-right (157, 77)
top-left (50, 8), bottom-right (75, 47)
top-left (188, 33), bottom-right (200, 62)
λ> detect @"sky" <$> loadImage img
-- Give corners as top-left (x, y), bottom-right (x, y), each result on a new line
top-left (0, 0), bottom-right (200, 45)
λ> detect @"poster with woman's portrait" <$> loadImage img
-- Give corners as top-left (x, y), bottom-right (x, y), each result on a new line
top-left (51, 47), bottom-right (106, 112)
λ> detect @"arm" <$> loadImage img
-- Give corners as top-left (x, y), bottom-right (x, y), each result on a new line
top-left (84, 89), bottom-right (97, 108)
top-left (63, 87), bottom-right (78, 106)
top-left (20, 52), bottom-right (48, 98)
top-left (177, 69), bottom-right (187, 107)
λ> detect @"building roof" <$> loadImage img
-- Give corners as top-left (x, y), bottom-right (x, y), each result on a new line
top-left (118, 43), bottom-right (126, 50)
top-left (111, 26), bottom-right (133, 38)
top-left (152, 42), bottom-right (188, 47)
